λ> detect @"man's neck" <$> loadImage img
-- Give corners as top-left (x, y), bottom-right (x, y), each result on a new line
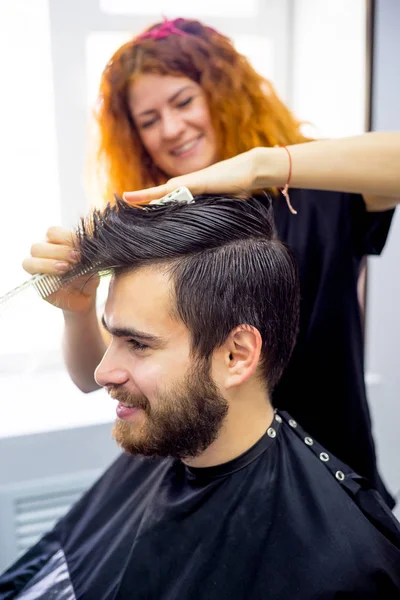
top-left (183, 384), bottom-right (274, 468)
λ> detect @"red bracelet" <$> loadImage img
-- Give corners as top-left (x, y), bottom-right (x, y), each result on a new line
top-left (279, 146), bottom-right (297, 215)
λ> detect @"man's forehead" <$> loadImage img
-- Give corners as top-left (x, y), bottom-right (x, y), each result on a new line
top-left (110, 266), bottom-right (171, 292)
top-left (105, 267), bottom-right (176, 329)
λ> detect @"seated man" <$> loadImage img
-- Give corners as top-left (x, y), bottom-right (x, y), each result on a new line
top-left (1, 196), bottom-right (400, 600)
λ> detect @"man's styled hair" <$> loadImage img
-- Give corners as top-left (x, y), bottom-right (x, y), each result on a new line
top-left (75, 196), bottom-right (300, 391)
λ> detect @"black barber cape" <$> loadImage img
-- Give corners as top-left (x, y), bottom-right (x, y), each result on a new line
top-left (1, 412), bottom-right (400, 600)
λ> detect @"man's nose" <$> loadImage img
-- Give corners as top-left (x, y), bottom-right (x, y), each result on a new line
top-left (94, 345), bottom-right (130, 388)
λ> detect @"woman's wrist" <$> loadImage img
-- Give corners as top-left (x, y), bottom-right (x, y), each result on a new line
top-left (251, 146), bottom-right (290, 190)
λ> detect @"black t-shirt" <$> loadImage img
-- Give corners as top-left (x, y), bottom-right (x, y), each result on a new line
top-left (1, 412), bottom-right (400, 599)
top-left (270, 189), bottom-right (395, 506)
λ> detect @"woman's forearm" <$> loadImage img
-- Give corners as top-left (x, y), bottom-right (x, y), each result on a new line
top-left (256, 132), bottom-right (400, 200)
top-left (63, 308), bottom-right (108, 393)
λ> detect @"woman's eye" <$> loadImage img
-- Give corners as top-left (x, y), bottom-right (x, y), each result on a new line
top-left (127, 339), bottom-right (148, 352)
top-left (140, 118), bottom-right (157, 129)
top-left (176, 97), bottom-right (193, 109)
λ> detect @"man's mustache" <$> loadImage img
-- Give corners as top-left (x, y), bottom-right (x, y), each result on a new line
top-left (107, 386), bottom-right (150, 411)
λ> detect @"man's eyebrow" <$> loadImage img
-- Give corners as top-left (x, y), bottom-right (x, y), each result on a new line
top-left (136, 85), bottom-right (194, 117)
top-left (101, 315), bottom-right (164, 344)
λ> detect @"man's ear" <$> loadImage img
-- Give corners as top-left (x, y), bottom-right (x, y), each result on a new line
top-left (222, 325), bottom-right (262, 390)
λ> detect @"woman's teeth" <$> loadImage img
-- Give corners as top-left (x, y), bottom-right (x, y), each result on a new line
top-left (171, 138), bottom-right (200, 155)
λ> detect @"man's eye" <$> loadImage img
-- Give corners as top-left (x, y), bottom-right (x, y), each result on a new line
top-left (127, 339), bottom-right (148, 352)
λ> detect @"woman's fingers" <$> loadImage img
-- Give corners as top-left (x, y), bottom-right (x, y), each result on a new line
top-left (21, 226), bottom-right (99, 312)
top-left (22, 256), bottom-right (74, 275)
top-left (23, 226), bottom-right (79, 276)
top-left (30, 242), bottom-right (79, 263)
top-left (123, 182), bottom-right (177, 205)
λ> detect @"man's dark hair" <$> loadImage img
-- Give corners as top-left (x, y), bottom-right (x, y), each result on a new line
top-left (75, 196), bottom-right (300, 391)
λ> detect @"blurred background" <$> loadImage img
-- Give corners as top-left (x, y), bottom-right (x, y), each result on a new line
top-left (0, 0), bottom-right (399, 571)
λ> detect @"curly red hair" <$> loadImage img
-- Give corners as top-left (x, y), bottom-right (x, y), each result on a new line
top-left (93, 18), bottom-right (310, 202)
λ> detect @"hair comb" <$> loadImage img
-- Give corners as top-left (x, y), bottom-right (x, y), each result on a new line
top-left (149, 186), bottom-right (194, 206)
top-left (0, 265), bottom-right (95, 314)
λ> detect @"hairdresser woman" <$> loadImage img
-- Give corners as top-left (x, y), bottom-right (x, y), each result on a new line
top-left (23, 18), bottom-right (399, 506)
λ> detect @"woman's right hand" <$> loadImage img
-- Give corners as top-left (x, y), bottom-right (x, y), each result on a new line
top-left (22, 226), bottom-right (100, 314)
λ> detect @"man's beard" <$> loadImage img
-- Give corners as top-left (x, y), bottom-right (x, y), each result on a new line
top-left (110, 357), bottom-right (229, 459)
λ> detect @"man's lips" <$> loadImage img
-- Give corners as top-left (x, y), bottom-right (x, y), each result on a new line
top-left (116, 402), bottom-right (144, 421)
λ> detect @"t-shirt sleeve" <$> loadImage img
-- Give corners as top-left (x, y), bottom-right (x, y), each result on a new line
top-left (348, 193), bottom-right (395, 257)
